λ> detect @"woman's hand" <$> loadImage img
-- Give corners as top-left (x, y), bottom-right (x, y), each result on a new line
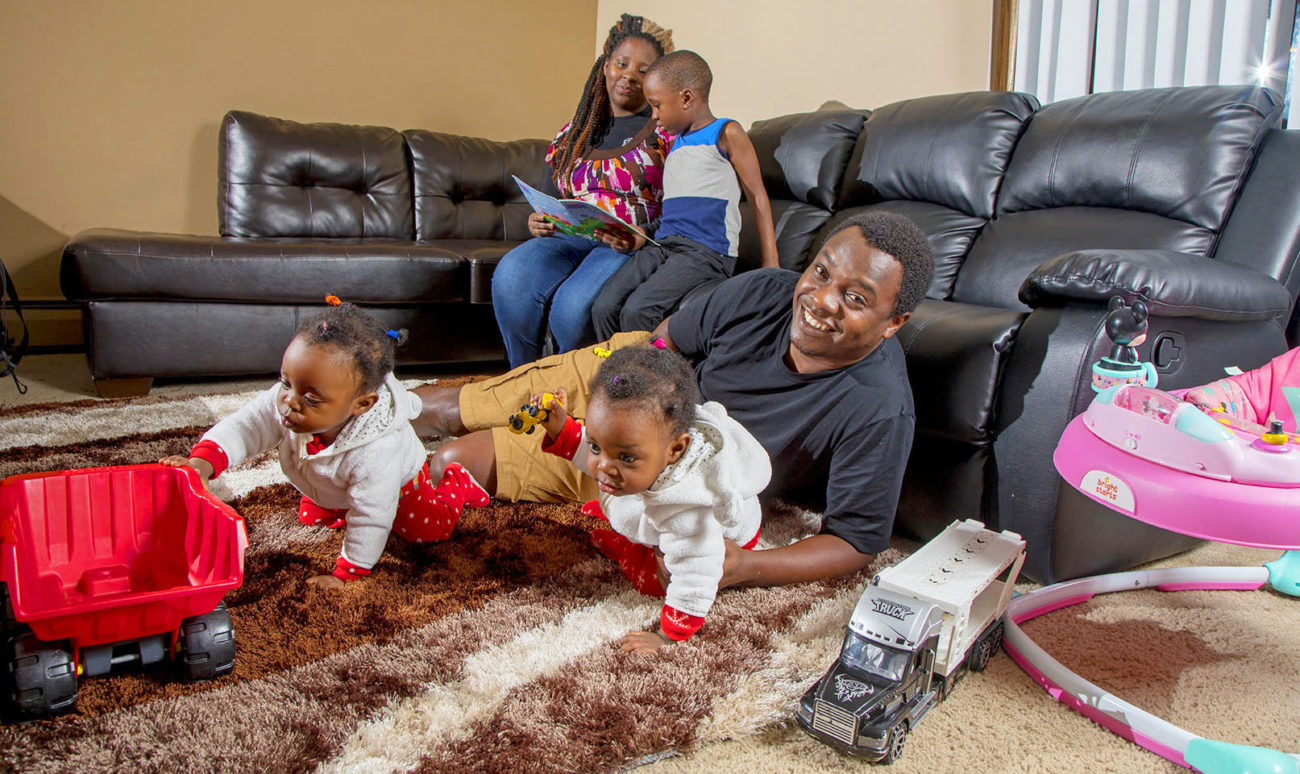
top-left (527, 212), bottom-right (558, 238)
top-left (594, 228), bottom-right (646, 253)
top-left (159, 455), bottom-right (213, 490)
top-left (620, 630), bottom-right (671, 653)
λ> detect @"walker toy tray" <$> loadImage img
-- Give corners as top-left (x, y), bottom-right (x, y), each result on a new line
top-left (1055, 384), bottom-right (1300, 548)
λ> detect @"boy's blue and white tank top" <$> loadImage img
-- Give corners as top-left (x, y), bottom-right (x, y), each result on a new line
top-left (657, 118), bottom-right (741, 257)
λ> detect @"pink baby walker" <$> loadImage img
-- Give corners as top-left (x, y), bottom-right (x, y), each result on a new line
top-left (1001, 366), bottom-right (1300, 772)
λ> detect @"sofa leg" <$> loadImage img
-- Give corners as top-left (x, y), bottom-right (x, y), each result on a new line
top-left (92, 377), bottom-right (153, 398)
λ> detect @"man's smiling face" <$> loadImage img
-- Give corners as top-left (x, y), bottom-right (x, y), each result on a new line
top-left (787, 227), bottom-right (910, 374)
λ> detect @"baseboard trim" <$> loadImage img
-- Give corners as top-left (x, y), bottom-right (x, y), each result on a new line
top-left (27, 343), bottom-right (86, 355)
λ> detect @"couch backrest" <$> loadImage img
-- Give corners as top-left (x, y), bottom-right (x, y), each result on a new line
top-left (735, 109), bottom-right (867, 272)
top-left (403, 131), bottom-right (549, 242)
top-left (219, 111), bottom-right (414, 240)
top-left (827, 91), bottom-right (1038, 297)
top-left (952, 86), bottom-right (1282, 311)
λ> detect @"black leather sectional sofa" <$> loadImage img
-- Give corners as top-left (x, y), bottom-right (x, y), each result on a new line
top-left (62, 86), bottom-right (1300, 582)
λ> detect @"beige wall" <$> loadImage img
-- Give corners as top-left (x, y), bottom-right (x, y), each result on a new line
top-left (0, 0), bottom-right (597, 345)
top-left (594, 0), bottom-right (993, 128)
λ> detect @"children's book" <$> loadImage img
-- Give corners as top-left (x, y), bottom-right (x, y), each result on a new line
top-left (513, 176), bottom-right (657, 246)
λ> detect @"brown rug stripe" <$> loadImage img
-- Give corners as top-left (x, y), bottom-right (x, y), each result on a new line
top-left (415, 566), bottom-right (879, 774)
top-left (0, 427), bottom-right (210, 479)
top-left (0, 393), bottom-right (217, 419)
top-left (0, 558), bottom-right (631, 773)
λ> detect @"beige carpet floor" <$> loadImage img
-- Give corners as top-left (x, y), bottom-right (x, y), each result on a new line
top-left (2, 355), bottom-right (1296, 772)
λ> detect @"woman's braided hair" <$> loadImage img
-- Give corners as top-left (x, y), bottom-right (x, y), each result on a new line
top-left (550, 13), bottom-right (673, 190)
top-left (297, 300), bottom-right (407, 393)
top-left (589, 345), bottom-right (699, 436)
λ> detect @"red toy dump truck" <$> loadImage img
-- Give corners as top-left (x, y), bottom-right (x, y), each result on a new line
top-left (1, 464), bottom-right (248, 720)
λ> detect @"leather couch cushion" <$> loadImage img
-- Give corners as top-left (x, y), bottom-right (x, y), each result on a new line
top-left (895, 298), bottom-right (1025, 444)
top-left (1215, 129), bottom-right (1300, 284)
top-left (998, 86), bottom-right (1281, 230)
top-left (425, 240), bottom-right (519, 304)
top-left (219, 111), bottom-right (413, 240)
top-left (736, 200), bottom-right (832, 273)
top-left (953, 207), bottom-right (1215, 311)
top-left (405, 131), bottom-right (549, 242)
top-left (62, 229), bottom-right (476, 304)
top-left (838, 91), bottom-right (1038, 218)
top-left (823, 201), bottom-right (989, 299)
top-left (747, 109), bottom-right (867, 210)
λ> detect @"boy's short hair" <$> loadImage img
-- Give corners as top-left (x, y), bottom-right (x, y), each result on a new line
top-left (646, 50), bottom-right (713, 100)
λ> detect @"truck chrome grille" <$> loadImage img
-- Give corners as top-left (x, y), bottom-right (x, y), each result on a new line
top-left (811, 700), bottom-right (857, 745)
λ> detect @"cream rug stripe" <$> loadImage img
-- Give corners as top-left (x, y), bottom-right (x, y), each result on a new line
top-left (0, 392), bottom-right (254, 451)
top-left (209, 454), bottom-right (289, 501)
top-left (695, 575), bottom-right (873, 742)
top-left (322, 591), bottom-right (660, 773)
top-left (0, 379), bottom-right (431, 452)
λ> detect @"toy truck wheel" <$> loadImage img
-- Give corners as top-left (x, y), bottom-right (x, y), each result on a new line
top-left (0, 583), bottom-right (16, 634)
top-left (6, 633), bottom-right (78, 719)
top-left (176, 602), bottom-right (235, 681)
top-left (968, 622), bottom-right (1004, 672)
top-left (882, 723), bottom-right (908, 764)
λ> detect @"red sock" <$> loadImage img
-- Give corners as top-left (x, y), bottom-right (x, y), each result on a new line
top-left (437, 462), bottom-right (491, 509)
top-left (590, 529), bottom-right (666, 597)
top-left (299, 496), bottom-right (346, 529)
top-left (390, 462), bottom-right (488, 543)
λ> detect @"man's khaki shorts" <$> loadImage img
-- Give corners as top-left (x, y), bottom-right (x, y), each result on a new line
top-left (459, 331), bottom-right (654, 503)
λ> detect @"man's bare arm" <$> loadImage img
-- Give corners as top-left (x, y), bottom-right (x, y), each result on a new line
top-left (721, 533), bottom-right (873, 587)
top-left (651, 317), bottom-right (678, 351)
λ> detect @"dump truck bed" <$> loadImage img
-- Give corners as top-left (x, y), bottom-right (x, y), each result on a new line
top-left (0, 464), bottom-right (247, 646)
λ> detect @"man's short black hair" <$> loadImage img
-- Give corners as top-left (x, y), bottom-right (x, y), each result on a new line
top-left (646, 50), bottom-right (712, 100)
top-left (826, 212), bottom-right (934, 317)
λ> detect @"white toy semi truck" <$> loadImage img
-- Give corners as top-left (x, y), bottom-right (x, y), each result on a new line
top-left (796, 519), bottom-right (1026, 763)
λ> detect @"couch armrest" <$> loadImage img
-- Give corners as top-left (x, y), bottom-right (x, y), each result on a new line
top-left (1018, 249), bottom-right (1291, 322)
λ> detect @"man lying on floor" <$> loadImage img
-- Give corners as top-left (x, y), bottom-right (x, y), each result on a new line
top-left (413, 211), bottom-right (935, 589)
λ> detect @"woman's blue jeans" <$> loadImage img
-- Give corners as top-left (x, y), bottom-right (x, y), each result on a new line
top-left (491, 233), bottom-right (630, 367)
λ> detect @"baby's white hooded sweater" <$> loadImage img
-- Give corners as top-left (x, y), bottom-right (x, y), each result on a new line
top-left (565, 401), bottom-right (771, 618)
top-left (199, 374), bottom-right (427, 569)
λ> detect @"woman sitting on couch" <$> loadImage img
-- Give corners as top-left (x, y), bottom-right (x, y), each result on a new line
top-left (491, 13), bottom-right (674, 367)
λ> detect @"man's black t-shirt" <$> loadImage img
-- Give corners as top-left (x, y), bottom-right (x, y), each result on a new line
top-left (667, 268), bottom-right (915, 554)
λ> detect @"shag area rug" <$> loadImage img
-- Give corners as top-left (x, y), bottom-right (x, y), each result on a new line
top-left (2, 382), bottom-right (1298, 773)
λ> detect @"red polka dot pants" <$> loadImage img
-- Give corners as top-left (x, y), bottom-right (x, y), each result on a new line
top-left (298, 462), bottom-right (490, 544)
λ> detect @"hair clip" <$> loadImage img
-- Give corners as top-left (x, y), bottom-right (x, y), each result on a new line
top-left (325, 295), bottom-right (342, 306)
top-left (650, 338), bottom-right (667, 350)
top-left (386, 330), bottom-right (401, 340)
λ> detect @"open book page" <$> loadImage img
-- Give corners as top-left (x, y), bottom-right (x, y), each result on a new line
top-left (513, 176), bottom-right (658, 246)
